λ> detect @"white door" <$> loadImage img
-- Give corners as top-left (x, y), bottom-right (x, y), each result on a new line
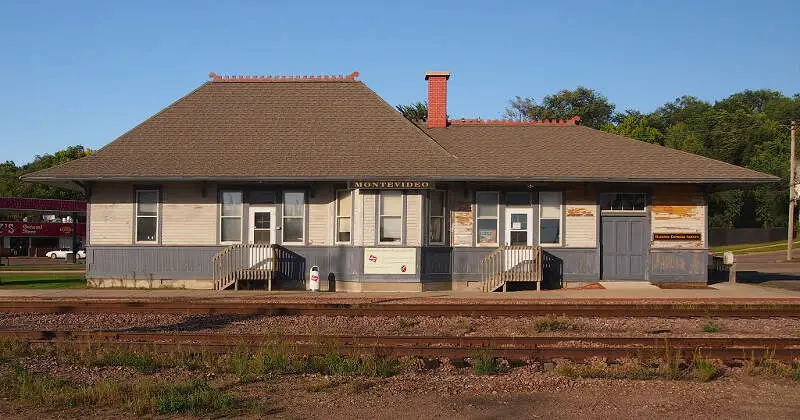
top-left (504, 208), bottom-right (534, 270)
top-left (248, 206), bottom-right (276, 269)
top-left (505, 208), bottom-right (533, 246)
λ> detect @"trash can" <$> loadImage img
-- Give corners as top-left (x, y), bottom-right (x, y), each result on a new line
top-left (309, 265), bottom-right (320, 291)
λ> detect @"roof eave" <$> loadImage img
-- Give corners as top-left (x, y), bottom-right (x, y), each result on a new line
top-left (21, 174), bottom-right (780, 185)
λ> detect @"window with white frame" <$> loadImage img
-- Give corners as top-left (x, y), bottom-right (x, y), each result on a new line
top-left (539, 191), bottom-right (562, 245)
top-left (336, 190), bottom-right (352, 243)
top-left (282, 191), bottom-right (305, 244)
top-left (476, 191), bottom-right (499, 245)
top-left (428, 190), bottom-right (446, 244)
top-left (379, 191), bottom-right (403, 243)
top-left (220, 191), bottom-right (243, 243)
top-left (135, 189), bottom-right (158, 243)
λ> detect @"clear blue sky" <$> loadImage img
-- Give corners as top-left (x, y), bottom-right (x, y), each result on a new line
top-left (1, 0), bottom-right (798, 165)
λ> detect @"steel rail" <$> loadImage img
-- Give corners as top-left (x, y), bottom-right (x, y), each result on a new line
top-left (1, 301), bottom-right (800, 317)
top-left (1, 330), bottom-right (797, 362)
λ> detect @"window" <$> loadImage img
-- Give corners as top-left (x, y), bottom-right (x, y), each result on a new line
top-left (282, 191), bottom-right (305, 243)
top-left (539, 191), bottom-right (562, 245)
top-left (600, 193), bottom-right (646, 211)
top-left (135, 189), bottom-right (158, 243)
top-left (220, 191), bottom-right (243, 243)
top-left (476, 191), bottom-right (499, 245)
top-left (336, 190), bottom-right (352, 243)
top-left (379, 191), bottom-right (403, 243)
top-left (252, 211), bottom-right (272, 244)
top-left (428, 190), bottom-right (446, 244)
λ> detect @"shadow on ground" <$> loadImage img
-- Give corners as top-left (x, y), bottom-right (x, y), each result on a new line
top-left (114, 314), bottom-right (264, 333)
top-left (731, 271), bottom-right (800, 291)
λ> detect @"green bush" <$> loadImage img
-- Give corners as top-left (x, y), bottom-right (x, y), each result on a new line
top-left (471, 351), bottom-right (502, 375)
top-left (151, 380), bottom-right (234, 415)
top-left (535, 316), bottom-right (575, 332)
top-left (692, 357), bottom-right (720, 382)
top-left (702, 322), bottom-right (720, 333)
top-left (0, 339), bottom-right (30, 362)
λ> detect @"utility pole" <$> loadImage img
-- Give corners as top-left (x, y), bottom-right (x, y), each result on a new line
top-left (789, 121), bottom-right (797, 261)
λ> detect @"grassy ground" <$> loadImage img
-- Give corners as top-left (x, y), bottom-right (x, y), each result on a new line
top-left (0, 265), bottom-right (85, 272)
top-left (0, 338), bottom-right (797, 418)
top-left (711, 240), bottom-right (800, 255)
top-left (0, 273), bottom-right (85, 289)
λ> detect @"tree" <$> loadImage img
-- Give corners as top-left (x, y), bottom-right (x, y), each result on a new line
top-left (601, 113), bottom-right (664, 145)
top-left (505, 86), bottom-right (615, 129)
top-left (2, 145), bottom-right (92, 200)
top-left (396, 102), bottom-right (428, 122)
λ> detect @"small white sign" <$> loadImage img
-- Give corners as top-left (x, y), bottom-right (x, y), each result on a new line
top-left (512, 222), bottom-right (522, 230)
top-left (364, 248), bottom-right (417, 275)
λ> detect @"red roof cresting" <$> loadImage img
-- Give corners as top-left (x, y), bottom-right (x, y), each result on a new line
top-left (208, 71), bottom-right (360, 82)
top-left (448, 116), bottom-right (581, 127)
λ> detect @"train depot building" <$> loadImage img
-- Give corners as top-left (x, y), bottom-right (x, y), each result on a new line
top-left (23, 71), bottom-right (776, 291)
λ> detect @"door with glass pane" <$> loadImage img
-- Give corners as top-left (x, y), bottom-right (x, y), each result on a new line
top-left (248, 206), bottom-right (276, 270)
top-left (504, 208), bottom-right (533, 270)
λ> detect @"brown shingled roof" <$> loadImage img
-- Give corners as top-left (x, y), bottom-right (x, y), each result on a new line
top-left (23, 77), bottom-right (777, 185)
top-left (422, 125), bottom-right (777, 183)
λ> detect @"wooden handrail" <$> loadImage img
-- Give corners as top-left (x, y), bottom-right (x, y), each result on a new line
top-left (213, 243), bottom-right (279, 290)
top-left (480, 245), bottom-right (542, 292)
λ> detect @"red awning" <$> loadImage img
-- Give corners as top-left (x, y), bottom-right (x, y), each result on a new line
top-left (0, 197), bottom-right (86, 213)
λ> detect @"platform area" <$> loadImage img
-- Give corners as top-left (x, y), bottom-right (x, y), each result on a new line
top-left (0, 281), bottom-right (797, 302)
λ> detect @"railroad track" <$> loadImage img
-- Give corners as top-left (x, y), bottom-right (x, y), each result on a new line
top-left (1, 300), bottom-right (799, 317)
top-left (2, 330), bottom-right (798, 362)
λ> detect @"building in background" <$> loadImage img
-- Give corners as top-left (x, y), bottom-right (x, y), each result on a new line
top-left (0, 197), bottom-right (86, 257)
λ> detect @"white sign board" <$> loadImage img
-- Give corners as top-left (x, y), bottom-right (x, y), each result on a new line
top-left (363, 248), bottom-right (417, 275)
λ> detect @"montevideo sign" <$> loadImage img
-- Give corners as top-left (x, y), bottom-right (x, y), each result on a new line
top-left (348, 180), bottom-right (435, 190)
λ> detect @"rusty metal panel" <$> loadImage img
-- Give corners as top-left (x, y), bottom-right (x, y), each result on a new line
top-left (565, 187), bottom-right (597, 248)
top-left (651, 185), bottom-right (706, 249)
top-left (450, 189), bottom-right (474, 247)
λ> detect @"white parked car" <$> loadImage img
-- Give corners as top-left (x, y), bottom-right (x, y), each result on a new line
top-left (45, 249), bottom-right (86, 259)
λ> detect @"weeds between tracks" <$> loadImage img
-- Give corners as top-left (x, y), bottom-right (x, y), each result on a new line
top-left (0, 337), bottom-right (798, 416)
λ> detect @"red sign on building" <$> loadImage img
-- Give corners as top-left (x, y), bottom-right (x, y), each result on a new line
top-left (0, 222), bottom-right (86, 237)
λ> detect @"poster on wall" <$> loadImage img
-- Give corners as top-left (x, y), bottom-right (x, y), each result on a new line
top-left (478, 229), bottom-right (497, 244)
top-left (363, 248), bottom-right (417, 275)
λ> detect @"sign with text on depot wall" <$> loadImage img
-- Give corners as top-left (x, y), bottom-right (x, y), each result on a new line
top-left (363, 248), bottom-right (417, 275)
top-left (653, 233), bottom-right (702, 241)
top-left (348, 180), bottom-right (435, 190)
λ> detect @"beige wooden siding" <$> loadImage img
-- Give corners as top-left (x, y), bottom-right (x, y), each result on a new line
top-left (651, 185), bottom-right (706, 249)
top-left (406, 192), bottom-right (422, 246)
top-left (451, 187), bottom-right (474, 247)
top-left (161, 183), bottom-right (217, 245)
top-left (89, 183), bottom-right (133, 245)
top-left (565, 187), bottom-right (597, 248)
top-left (361, 191), bottom-right (377, 246)
top-left (352, 189), bottom-right (362, 246)
top-left (308, 184), bottom-right (333, 246)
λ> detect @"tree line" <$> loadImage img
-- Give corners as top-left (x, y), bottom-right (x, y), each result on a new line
top-left (1, 145), bottom-right (91, 201)
top-left (398, 88), bottom-right (800, 228)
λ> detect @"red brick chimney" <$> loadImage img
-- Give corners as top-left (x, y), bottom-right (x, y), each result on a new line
top-left (425, 71), bottom-right (450, 128)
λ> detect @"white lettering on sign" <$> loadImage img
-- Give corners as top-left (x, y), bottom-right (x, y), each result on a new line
top-left (363, 248), bottom-right (417, 275)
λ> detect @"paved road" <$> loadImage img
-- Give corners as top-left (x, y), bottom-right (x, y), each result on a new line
top-left (731, 250), bottom-right (800, 291)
